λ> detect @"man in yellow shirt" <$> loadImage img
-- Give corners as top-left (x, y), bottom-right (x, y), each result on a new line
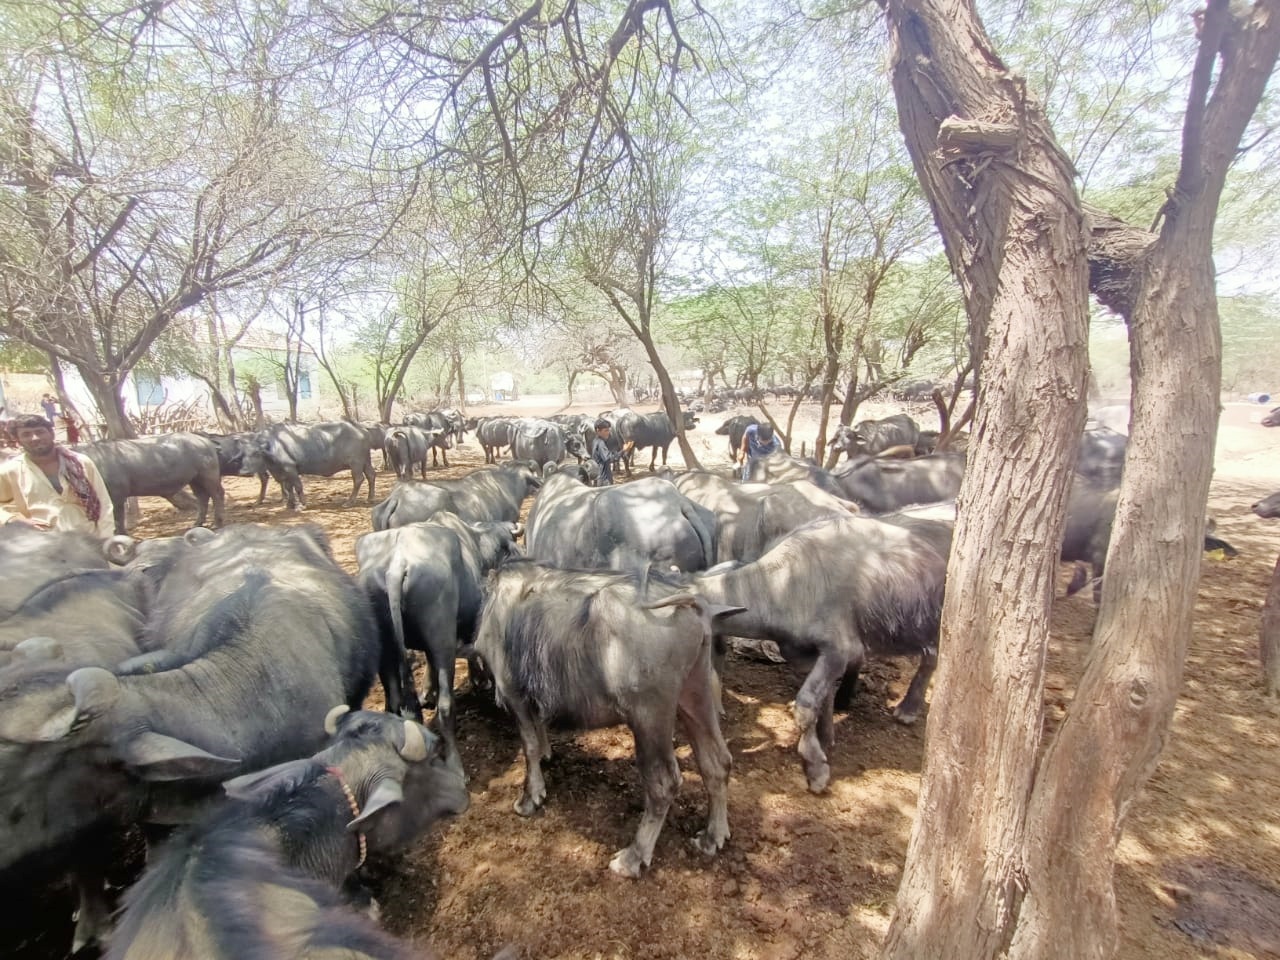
top-left (0, 414), bottom-right (114, 536)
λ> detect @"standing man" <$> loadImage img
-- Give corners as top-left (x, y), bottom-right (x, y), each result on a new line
top-left (737, 421), bottom-right (781, 481)
top-left (40, 393), bottom-right (58, 423)
top-left (590, 418), bottom-right (633, 487)
top-left (0, 414), bottom-right (114, 535)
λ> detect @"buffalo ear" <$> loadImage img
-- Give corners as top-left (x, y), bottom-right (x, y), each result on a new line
top-left (223, 758), bottom-right (316, 801)
top-left (347, 778), bottom-right (404, 833)
top-left (119, 731), bottom-right (241, 781)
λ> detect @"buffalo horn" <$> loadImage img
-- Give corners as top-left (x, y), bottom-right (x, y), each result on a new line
top-left (399, 720), bottom-right (429, 762)
top-left (104, 535), bottom-right (137, 565)
top-left (184, 526), bottom-right (216, 545)
top-left (510, 522), bottom-right (524, 538)
top-left (323, 704), bottom-right (350, 735)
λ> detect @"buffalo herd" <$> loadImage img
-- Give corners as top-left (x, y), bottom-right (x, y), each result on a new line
top-left (0, 402), bottom-right (1252, 957)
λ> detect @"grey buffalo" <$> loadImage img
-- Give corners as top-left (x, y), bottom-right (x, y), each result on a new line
top-left (475, 417), bottom-right (517, 463)
top-left (547, 414), bottom-right (595, 460)
top-left (356, 515), bottom-right (521, 760)
top-left (748, 451), bottom-right (966, 513)
top-left (831, 414), bottom-right (920, 459)
top-left (0, 523), bottom-right (379, 948)
top-left (405, 410), bottom-right (461, 465)
top-left (509, 418), bottom-right (567, 468)
top-left (197, 430), bottom-right (290, 504)
top-left (383, 425), bottom-right (435, 480)
top-left (1254, 491), bottom-right (1280, 518)
top-left (714, 415), bottom-right (759, 459)
top-left (81, 432), bottom-right (226, 534)
top-left (616, 410), bottom-right (699, 473)
top-left (0, 524), bottom-right (110, 620)
top-left (673, 470), bottom-right (856, 562)
top-left (525, 471), bottom-right (717, 574)
top-left (689, 513), bottom-right (952, 792)
top-left (107, 710), bottom-right (469, 960)
top-left (371, 463), bottom-right (542, 531)
top-left (1062, 483), bottom-right (1236, 601)
top-left (474, 561), bottom-right (738, 877)
top-left (1077, 425), bottom-right (1128, 488)
top-left (243, 420), bottom-right (376, 509)
top-left (0, 568), bottom-right (146, 671)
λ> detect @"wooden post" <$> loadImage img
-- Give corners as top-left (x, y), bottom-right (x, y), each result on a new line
top-left (1262, 554), bottom-right (1280, 698)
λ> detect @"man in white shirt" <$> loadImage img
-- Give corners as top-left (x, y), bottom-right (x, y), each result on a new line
top-left (0, 414), bottom-right (114, 536)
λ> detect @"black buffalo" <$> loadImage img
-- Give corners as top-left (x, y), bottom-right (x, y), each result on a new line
top-left (714, 415), bottom-right (759, 459)
top-left (616, 410), bottom-right (700, 473)
top-left (80, 432), bottom-right (226, 534)
top-left (242, 421), bottom-right (376, 509)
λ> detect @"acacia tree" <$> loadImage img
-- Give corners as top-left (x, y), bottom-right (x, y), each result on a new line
top-left (0, 7), bottom-right (362, 437)
top-left (877, 0), bottom-right (1280, 957)
top-left (570, 111), bottom-right (705, 469)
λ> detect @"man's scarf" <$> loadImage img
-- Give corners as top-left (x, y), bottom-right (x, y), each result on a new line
top-left (55, 447), bottom-right (101, 524)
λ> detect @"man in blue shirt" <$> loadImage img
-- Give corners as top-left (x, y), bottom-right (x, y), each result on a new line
top-left (737, 421), bottom-right (781, 481)
top-left (591, 418), bottom-right (633, 486)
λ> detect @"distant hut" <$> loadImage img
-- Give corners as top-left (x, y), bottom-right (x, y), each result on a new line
top-left (491, 371), bottom-right (516, 401)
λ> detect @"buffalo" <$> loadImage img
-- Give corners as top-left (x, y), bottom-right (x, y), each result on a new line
top-left (831, 414), bottom-right (920, 459)
top-left (714, 415), bottom-right (759, 459)
top-left (80, 432), bottom-right (226, 534)
top-left (616, 410), bottom-right (699, 474)
top-left (474, 561), bottom-right (738, 877)
top-left (356, 514), bottom-right (521, 760)
top-left (1262, 406), bottom-right (1280, 427)
top-left (382, 425), bottom-right (435, 480)
top-left (107, 709), bottom-right (469, 960)
top-left (371, 463), bottom-right (542, 531)
top-left (475, 417), bottom-right (517, 463)
top-left (0, 523), bottom-right (379, 948)
top-left (673, 470), bottom-right (857, 562)
top-left (242, 421), bottom-right (376, 509)
top-left (509, 419), bottom-right (567, 468)
top-left (689, 513), bottom-right (952, 792)
top-left (1254, 491), bottom-right (1280, 518)
top-left (526, 471), bottom-right (717, 574)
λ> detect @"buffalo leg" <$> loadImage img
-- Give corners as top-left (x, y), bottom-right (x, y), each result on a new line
top-left (893, 647), bottom-right (937, 725)
top-left (677, 660), bottom-right (731, 857)
top-left (256, 472), bottom-right (270, 504)
top-left (70, 865), bottom-right (112, 953)
top-left (344, 465), bottom-right (363, 507)
top-left (365, 461), bottom-right (376, 503)
top-left (794, 650), bottom-right (849, 793)
top-left (512, 699), bottom-right (548, 816)
top-left (423, 631), bottom-right (461, 774)
top-left (833, 666), bottom-right (860, 711)
top-left (610, 716), bottom-right (680, 878)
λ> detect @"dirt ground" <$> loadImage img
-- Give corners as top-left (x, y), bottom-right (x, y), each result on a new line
top-left (81, 399), bottom-right (1280, 958)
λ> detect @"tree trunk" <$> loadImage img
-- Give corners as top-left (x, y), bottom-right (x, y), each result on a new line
top-left (637, 333), bottom-right (701, 470)
top-left (1008, 4), bottom-right (1280, 954)
top-left (78, 367), bottom-right (137, 440)
top-left (1263, 554), bottom-right (1280, 699)
top-left (878, 0), bottom-right (1091, 955)
top-left (47, 353), bottom-right (87, 432)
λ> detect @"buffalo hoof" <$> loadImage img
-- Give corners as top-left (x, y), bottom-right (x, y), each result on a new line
top-left (892, 704), bottom-right (920, 725)
top-left (514, 789), bottom-right (544, 817)
top-left (805, 762), bottom-right (830, 795)
top-left (691, 829), bottom-right (727, 857)
top-left (608, 846), bottom-right (646, 878)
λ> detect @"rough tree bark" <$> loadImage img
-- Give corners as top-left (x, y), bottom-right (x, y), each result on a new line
top-left (1010, 4), bottom-right (1280, 956)
top-left (1262, 555), bottom-right (1280, 699)
top-left (880, 0), bottom-right (1280, 957)
top-left (877, 0), bottom-right (1091, 955)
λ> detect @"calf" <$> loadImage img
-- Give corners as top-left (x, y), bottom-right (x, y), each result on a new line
top-left (474, 562), bottom-right (738, 877)
top-left (356, 515), bottom-right (521, 762)
top-left (107, 709), bottom-right (469, 960)
top-left (476, 417), bottom-right (517, 463)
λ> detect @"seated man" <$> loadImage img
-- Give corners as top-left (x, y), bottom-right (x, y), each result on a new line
top-left (737, 421), bottom-right (781, 481)
top-left (0, 414), bottom-right (114, 535)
